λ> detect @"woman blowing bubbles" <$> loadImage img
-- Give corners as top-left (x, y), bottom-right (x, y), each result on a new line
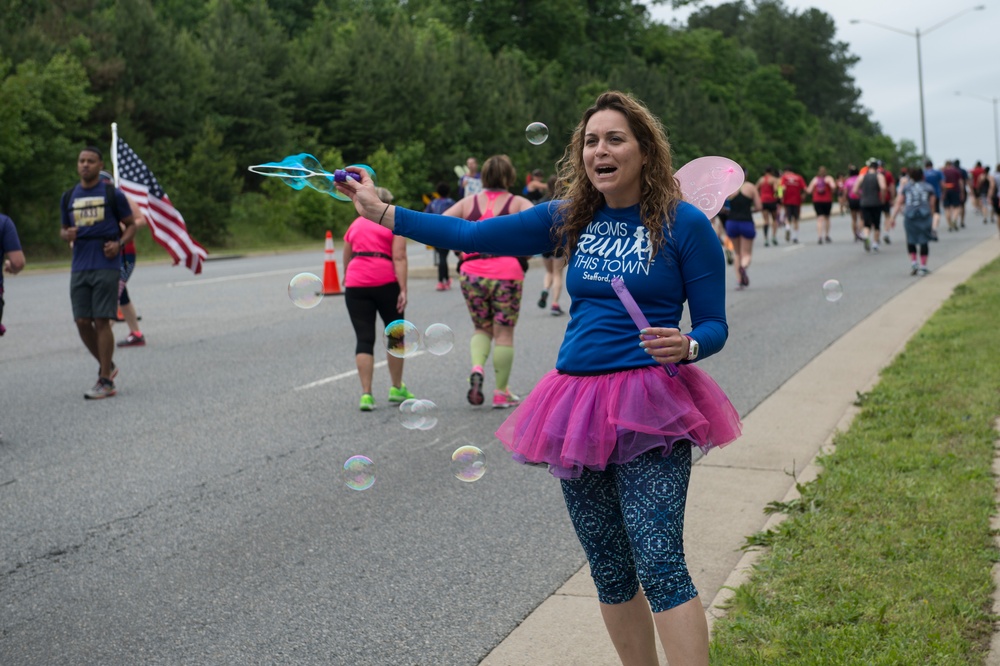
top-left (337, 91), bottom-right (741, 666)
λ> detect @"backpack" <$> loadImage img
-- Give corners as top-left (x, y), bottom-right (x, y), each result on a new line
top-left (61, 182), bottom-right (123, 231)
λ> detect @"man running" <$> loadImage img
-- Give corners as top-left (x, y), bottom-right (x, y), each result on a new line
top-left (779, 165), bottom-right (807, 244)
top-left (60, 146), bottom-right (136, 399)
top-left (852, 157), bottom-right (887, 253)
top-left (941, 160), bottom-right (965, 232)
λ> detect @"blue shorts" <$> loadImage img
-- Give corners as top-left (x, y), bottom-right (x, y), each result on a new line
top-left (725, 219), bottom-right (757, 240)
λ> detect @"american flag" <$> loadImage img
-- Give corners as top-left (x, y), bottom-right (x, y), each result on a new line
top-left (115, 136), bottom-right (207, 274)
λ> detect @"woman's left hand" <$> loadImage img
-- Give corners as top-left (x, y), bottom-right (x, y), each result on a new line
top-left (639, 327), bottom-right (689, 364)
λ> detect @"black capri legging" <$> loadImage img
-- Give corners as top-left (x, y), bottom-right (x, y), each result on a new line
top-left (345, 282), bottom-right (403, 355)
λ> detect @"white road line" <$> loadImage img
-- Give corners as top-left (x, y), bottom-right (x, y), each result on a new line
top-left (294, 351), bottom-right (426, 391)
top-left (167, 267), bottom-right (318, 288)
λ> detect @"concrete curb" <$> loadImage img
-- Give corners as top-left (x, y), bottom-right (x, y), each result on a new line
top-left (480, 234), bottom-right (1000, 665)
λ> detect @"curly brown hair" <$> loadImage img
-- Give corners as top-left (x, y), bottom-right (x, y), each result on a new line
top-left (552, 91), bottom-right (681, 257)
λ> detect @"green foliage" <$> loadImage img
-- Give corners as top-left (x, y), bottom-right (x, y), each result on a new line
top-left (1, 0), bottom-right (902, 256)
top-left (170, 118), bottom-right (242, 245)
top-left (0, 51), bottom-right (97, 251)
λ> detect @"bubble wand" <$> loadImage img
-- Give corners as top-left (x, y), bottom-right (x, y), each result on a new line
top-left (610, 276), bottom-right (679, 377)
top-left (247, 153), bottom-right (376, 201)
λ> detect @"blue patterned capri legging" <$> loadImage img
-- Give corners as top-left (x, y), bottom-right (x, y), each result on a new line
top-left (560, 443), bottom-right (697, 613)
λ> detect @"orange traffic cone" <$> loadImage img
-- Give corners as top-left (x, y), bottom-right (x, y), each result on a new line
top-left (322, 230), bottom-right (343, 296)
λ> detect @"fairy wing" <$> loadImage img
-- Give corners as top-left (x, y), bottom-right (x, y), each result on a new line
top-left (674, 156), bottom-right (745, 219)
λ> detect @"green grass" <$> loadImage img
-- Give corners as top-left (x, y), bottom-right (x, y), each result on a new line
top-left (710, 259), bottom-right (1000, 665)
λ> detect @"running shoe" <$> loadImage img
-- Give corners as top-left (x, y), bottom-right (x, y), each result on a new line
top-left (388, 384), bottom-right (415, 403)
top-left (785, 229), bottom-right (791, 242)
top-left (872, 244), bottom-right (879, 253)
top-left (359, 393), bottom-right (375, 411)
top-left (538, 289), bottom-right (549, 309)
top-left (918, 267), bottom-right (930, 277)
top-left (883, 234), bottom-right (891, 245)
top-left (436, 281), bottom-right (448, 291)
top-left (864, 236), bottom-right (871, 252)
top-left (724, 247), bottom-right (734, 265)
top-left (911, 262), bottom-right (919, 276)
top-left (550, 304), bottom-right (564, 316)
top-left (85, 378), bottom-right (117, 400)
top-left (738, 266), bottom-right (749, 287)
top-left (771, 238), bottom-right (779, 247)
top-left (117, 333), bottom-right (146, 347)
top-left (825, 236), bottom-right (832, 243)
top-left (467, 366), bottom-right (485, 406)
top-left (492, 388), bottom-right (521, 409)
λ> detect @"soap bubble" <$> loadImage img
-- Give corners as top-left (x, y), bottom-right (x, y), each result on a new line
top-left (452, 445), bottom-right (486, 482)
top-left (343, 455), bottom-right (375, 491)
top-left (288, 273), bottom-right (324, 309)
top-left (525, 122), bottom-right (549, 146)
top-left (384, 319), bottom-right (420, 358)
top-left (822, 279), bottom-right (843, 302)
top-left (399, 399), bottom-right (438, 431)
top-left (423, 323), bottom-right (455, 356)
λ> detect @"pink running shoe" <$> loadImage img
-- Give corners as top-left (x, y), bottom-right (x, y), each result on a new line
top-left (492, 388), bottom-right (521, 409)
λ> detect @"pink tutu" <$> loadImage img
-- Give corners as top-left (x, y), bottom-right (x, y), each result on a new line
top-left (495, 365), bottom-right (742, 479)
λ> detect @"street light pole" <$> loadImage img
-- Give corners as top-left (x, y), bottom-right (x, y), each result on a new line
top-left (915, 27), bottom-right (926, 162)
top-left (956, 92), bottom-right (1000, 166)
top-left (850, 5), bottom-right (986, 161)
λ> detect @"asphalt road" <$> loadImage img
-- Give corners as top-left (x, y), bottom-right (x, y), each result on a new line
top-left (1, 210), bottom-right (995, 665)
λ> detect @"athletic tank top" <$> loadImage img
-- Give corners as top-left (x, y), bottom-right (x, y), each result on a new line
top-left (812, 177), bottom-right (833, 203)
top-left (467, 190), bottom-right (514, 221)
top-left (727, 191), bottom-right (754, 221)
top-left (461, 191), bottom-right (523, 280)
top-left (859, 172), bottom-right (882, 207)
top-left (759, 177), bottom-right (775, 203)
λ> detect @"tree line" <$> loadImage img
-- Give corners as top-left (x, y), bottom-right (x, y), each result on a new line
top-left (0, 0), bottom-right (910, 256)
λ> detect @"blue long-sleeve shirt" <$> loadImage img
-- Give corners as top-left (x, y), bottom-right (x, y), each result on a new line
top-left (393, 200), bottom-right (728, 374)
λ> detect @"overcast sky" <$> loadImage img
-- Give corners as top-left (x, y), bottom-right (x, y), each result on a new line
top-left (645, 0), bottom-right (1000, 168)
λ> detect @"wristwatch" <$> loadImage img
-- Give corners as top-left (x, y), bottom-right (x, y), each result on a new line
top-left (685, 336), bottom-right (700, 361)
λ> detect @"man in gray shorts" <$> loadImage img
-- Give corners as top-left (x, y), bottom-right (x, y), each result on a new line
top-left (60, 146), bottom-right (136, 399)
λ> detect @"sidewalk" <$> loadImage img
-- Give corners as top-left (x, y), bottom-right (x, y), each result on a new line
top-left (479, 234), bottom-right (1000, 664)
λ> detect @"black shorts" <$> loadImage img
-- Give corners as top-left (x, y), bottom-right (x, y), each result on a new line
top-left (813, 202), bottom-right (832, 217)
top-left (762, 202), bottom-right (778, 213)
top-left (542, 247), bottom-right (566, 260)
top-left (848, 198), bottom-right (861, 211)
top-left (783, 204), bottom-right (801, 221)
top-left (861, 205), bottom-right (882, 230)
top-left (70, 269), bottom-right (119, 320)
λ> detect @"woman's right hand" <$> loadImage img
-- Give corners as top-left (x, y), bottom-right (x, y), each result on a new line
top-left (336, 168), bottom-right (390, 225)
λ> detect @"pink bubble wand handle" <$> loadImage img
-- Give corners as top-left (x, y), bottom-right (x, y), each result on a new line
top-left (610, 276), bottom-right (678, 377)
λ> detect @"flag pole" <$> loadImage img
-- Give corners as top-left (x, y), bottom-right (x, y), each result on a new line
top-left (111, 123), bottom-right (119, 187)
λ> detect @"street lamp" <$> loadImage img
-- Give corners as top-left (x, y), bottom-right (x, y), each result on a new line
top-left (850, 5), bottom-right (986, 161)
top-left (955, 92), bottom-right (1000, 166)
